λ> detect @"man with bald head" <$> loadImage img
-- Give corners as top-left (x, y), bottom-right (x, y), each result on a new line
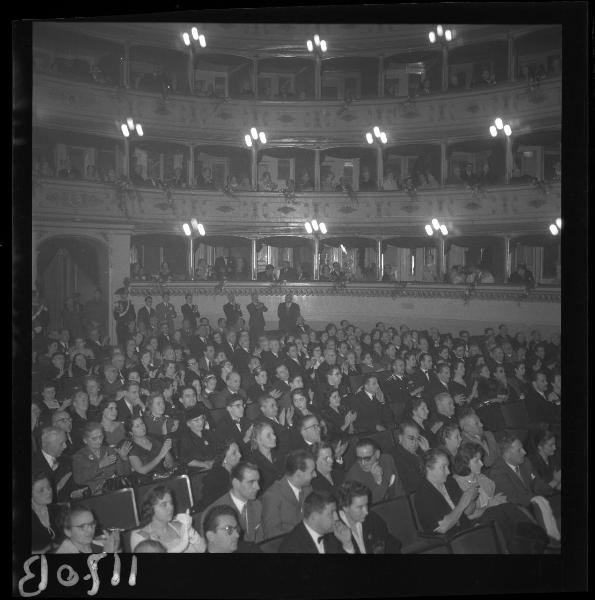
top-left (32, 427), bottom-right (74, 501)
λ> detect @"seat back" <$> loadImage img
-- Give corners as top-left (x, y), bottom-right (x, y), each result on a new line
top-left (371, 497), bottom-right (418, 547)
top-left (408, 492), bottom-right (423, 533)
top-left (476, 404), bottom-right (506, 432)
top-left (134, 474), bottom-right (194, 516)
top-left (349, 375), bottom-right (364, 394)
top-left (189, 470), bottom-right (210, 510)
top-left (73, 487), bottom-right (139, 531)
top-left (258, 533), bottom-right (286, 553)
top-left (449, 521), bottom-right (504, 554)
top-left (500, 400), bottom-right (529, 430)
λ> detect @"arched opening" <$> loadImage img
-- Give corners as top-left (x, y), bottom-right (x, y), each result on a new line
top-left (131, 233), bottom-right (187, 281)
top-left (384, 49), bottom-right (442, 97)
top-left (511, 234), bottom-right (560, 285)
top-left (383, 236), bottom-right (439, 282)
top-left (320, 146), bottom-right (378, 192)
top-left (259, 236), bottom-right (313, 280)
top-left (320, 236), bottom-right (377, 281)
top-left (193, 235), bottom-right (252, 281)
top-left (446, 236), bottom-right (505, 283)
top-left (36, 235), bottom-right (109, 334)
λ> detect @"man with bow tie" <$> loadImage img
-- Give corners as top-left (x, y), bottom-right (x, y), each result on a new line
top-left (155, 293), bottom-right (177, 334)
top-left (214, 393), bottom-right (253, 453)
top-left (350, 374), bottom-right (394, 433)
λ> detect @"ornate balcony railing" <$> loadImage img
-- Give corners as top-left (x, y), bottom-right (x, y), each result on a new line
top-left (33, 73), bottom-right (561, 144)
top-left (33, 177), bottom-right (561, 236)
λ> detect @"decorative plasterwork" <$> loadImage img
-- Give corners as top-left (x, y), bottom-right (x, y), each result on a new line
top-left (128, 282), bottom-right (560, 303)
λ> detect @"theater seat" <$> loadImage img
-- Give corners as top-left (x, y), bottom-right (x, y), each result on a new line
top-left (449, 521), bottom-right (504, 554)
top-left (371, 497), bottom-right (449, 554)
top-left (258, 533), bottom-right (286, 553)
top-left (72, 487), bottom-right (139, 531)
top-left (188, 470), bottom-right (210, 510)
top-left (134, 474), bottom-right (194, 516)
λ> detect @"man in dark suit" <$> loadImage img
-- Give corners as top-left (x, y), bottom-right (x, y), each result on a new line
top-left (254, 395), bottom-right (293, 453)
top-left (426, 392), bottom-right (458, 437)
top-left (279, 490), bottom-right (356, 553)
top-left (203, 505), bottom-right (261, 553)
top-left (425, 362), bottom-right (452, 403)
top-left (246, 293), bottom-right (268, 343)
top-left (336, 480), bottom-right (402, 553)
top-left (459, 408), bottom-right (501, 469)
top-left (412, 353), bottom-right (437, 400)
top-left (200, 462), bottom-right (264, 543)
top-left (180, 293), bottom-right (200, 331)
top-left (214, 393), bottom-right (253, 454)
top-left (256, 264), bottom-right (276, 281)
top-left (32, 426), bottom-right (76, 502)
top-left (381, 358), bottom-right (414, 423)
top-left (489, 435), bottom-right (560, 523)
top-left (221, 330), bottom-right (238, 365)
top-left (390, 421), bottom-right (426, 495)
top-left (261, 450), bottom-right (315, 539)
top-left (155, 293), bottom-right (177, 334)
top-left (223, 293), bottom-right (243, 331)
top-left (213, 371), bottom-right (249, 410)
top-left (277, 293), bottom-right (300, 334)
top-left (350, 374), bottom-right (394, 433)
top-left (137, 296), bottom-right (155, 331)
top-left (261, 338), bottom-right (284, 379)
top-left (198, 344), bottom-right (217, 376)
top-left (525, 371), bottom-right (561, 429)
top-left (284, 342), bottom-right (308, 381)
top-left (116, 381), bottom-right (145, 422)
top-left (232, 330), bottom-right (252, 380)
top-left (293, 315), bottom-right (311, 337)
top-left (189, 324), bottom-right (209, 359)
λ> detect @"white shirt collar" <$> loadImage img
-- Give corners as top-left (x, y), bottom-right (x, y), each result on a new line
top-left (365, 390), bottom-right (375, 400)
top-left (41, 450), bottom-right (57, 468)
top-left (229, 492), bottom-right (247, 514)
top-left (339, 510), bottom-right (365, 553)
top-left (287, 479), bottom-right (301, 501)
top-left (303, 521), bottom-right (325, 553)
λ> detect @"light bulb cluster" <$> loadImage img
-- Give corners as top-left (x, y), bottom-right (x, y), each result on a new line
top-left (120, 118), bottom-right (143, 138)
top-left (306, 34), bottom-right (327, 53)
top-left (549, 218), bottom-right (562, 236)
top-left (425, 218), bottom-right (448, 237)
top-left (182, 219), bottom-right (206, 237)
top-left (489, 117), bottom-right (512, 138)
top-left (244, 128), bottom-right (267, 148)
top-left (304, 219), bottom-right (327, 235)
top-left (365, 126), bottom-right (388, 145)
top-left (428, 25), bottom-right (453, 44)
top-left (182, 27), bottom-right (207, 48)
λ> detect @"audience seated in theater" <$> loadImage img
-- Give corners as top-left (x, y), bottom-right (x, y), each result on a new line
top-left (247, 421), bottom-right (283, 493)
top-left (426, 392), bottom-right (458, 438)
top-left (55, 504), bottom-right (120, 553)
top-left (346, 438), bottom-right (403, 504)
top-left (320, 389), bottom-right (357, 439)
top-left (525, 371), bottom-right (561, 430)
top-left (337, 480), bottom-right (402, 553)
top-left (178, 404), bottom-right (216, 474)
top-left (458, 408), bottom-right (500, 468)
top-left (31, 473), bottom-right (61, 554)
top-left (391, 420), bottom-right (426, 495)
top-left (310, 441), bottom-right (346, 495)
top-left (527, 430), bottom-right (561, 492)
top-left (435, 423), bottom-right (463, 469)
top-left (261, 449), bottom-right (315, 539)
top-left (203, 505), bottom-right (260, 553)
top-left (130, 485), bottom-right (205, 553)
top-left (350, 374), bottom-right (394, 433)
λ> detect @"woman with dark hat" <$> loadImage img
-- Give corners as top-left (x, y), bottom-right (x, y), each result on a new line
top-left (178, 404), bottom-right (216, 474)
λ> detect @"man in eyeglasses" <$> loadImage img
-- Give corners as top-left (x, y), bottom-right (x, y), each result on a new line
top-left (51, 410), bottom-right (76, 461)
top-left (214, 393), bottom-right (253, 453)
top-left (390, 420), bottom-right (426, 495)
top-left (290, 414), bottom-right (322, 453)
top-left (346, 438), bottom-right (403, 504)
top-left (203, 505), bottom-right (261, 553)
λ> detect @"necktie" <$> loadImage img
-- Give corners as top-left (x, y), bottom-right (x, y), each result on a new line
top-left (425, 371), bottom-right (430, 381)
top-left (50, 456), bottom-right (58, 471)
top-left (514, 465), bottom-right (524, 482)
top-left (240, 504), bottom-right (249, 537)
top-left (317, 536), bottom-right (324, 545)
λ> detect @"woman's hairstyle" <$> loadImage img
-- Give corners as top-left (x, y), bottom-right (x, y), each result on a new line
top-left (32, 471), bottom-right (51, 488)
top-left (533, 429), bottom-right (556, 449)
top-left (422, 448), bottom-right (450, 471)
top-left (133, 539), bottom-right (167, 553)
top-left (139, 485), bottom-right (174, 525)
top-left (82, 421), bottom-right (103, 439)
top-left (125, 415), bottom-right (144, 435)
top-left (311, 441), bottom-right (333, 462)
top-left (452, 359), bottom-right (466, 372)
top-left (98, 397), bottom-right (117, 416)
top-left (336, 480), bottom-right (370, 509)
top-left (60, 504), bottom-right (94, 532)
top-left (408, 396), bottom-right (427, 416)
top-left (250, 421), bottom-right (274, 451)
top-left (453, 442), bottom-right (485, 476)
top-left (214, 438), bottom-right (239, 465)
top-left (83, 376), bottom-right (100, 390)
top-left (437, 423), bottom-right (460, 447)
top-left (324, 389), bottom-right (341, 406)
top-left (147, 392), bottom-right (164, 412)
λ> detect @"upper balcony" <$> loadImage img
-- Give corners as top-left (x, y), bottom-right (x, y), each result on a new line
top-left (33, 71), bottom-right (561, 146)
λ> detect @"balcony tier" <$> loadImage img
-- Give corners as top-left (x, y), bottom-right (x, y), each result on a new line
top-left (33, 73), bottom-right (561, 145)
top-left (33, 178), bottom-right (561, 237)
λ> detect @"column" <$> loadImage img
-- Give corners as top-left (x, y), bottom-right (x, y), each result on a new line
top-left (122, 42), bottom-right (130, 89)
top-left (251, 238), bottom-right (258, 280)
top-left (441, 46), bottom-right (449, 92)
top-left (314, 148), bottom-right (321, 191)
top-left (378, 55), bottom-right (384, 97)
top-left (507, 35), bottom-right (516, 82)
top-left (251, 147), bottom-right (258, 191)
top-left (503, 235), bottom-right (512, 282)
top-left (313, 237), bottom-right (320, 280)
top-left (376, 146), bottom-right (383, 190)
top-left (436, 236), bottom-right (446, 280)
top-left (123, 138), bottom-right (130, 177)
top-left (188, 145), bottom-right (194, 187)
top-left (314, 56), bottom-right (321, 100)
top-left (188, 237), bottom-right (194, 280)
top-left (187, 48), bottom-right (194, 94)
top-left (376, 239), bottom-right (383, 280)
top-left (440, 140), bottom-right (448, 186)
top-left (252, 57), bottom-right (258, 99)
top-left (505, 135), bottom-right (513, 184)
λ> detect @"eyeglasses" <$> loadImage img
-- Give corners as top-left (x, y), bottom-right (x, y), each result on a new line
top-left (216, 525), bottom-right (240, 536)
top-left (231, 402), bottom-right (245, 409)
top-left (302, 423), bottom-right (320, 431)
top-left (56, 417), bottom-right (72, 423)
top-left (320, 455), bottom-right (334, 462)
top-left (72, 521), bottom-right (96, 530)
top-left (356, 455), bottom-right (375, 463)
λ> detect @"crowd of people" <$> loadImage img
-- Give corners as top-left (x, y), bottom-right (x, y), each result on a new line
top-left (31, 285), bottom-right (562, 554)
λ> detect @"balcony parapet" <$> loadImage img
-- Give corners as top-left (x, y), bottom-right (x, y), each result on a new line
top-left (33, 73), bottom-right (561, 144)
top-left (128, 281), bottom-right (560, 304)
top-left (33, 177), bottom-right (561, 234)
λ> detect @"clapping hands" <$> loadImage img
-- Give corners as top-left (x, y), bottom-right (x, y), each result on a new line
top-left (116, 441), bottom-right (133, 460)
